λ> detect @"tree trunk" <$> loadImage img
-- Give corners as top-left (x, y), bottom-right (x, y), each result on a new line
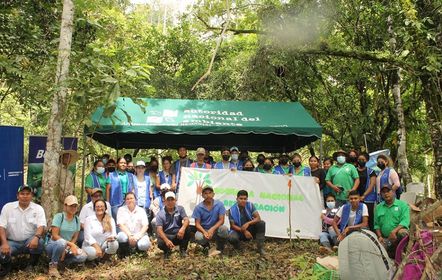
top-left (421, 74), bottom-right (442, 199)
top-left (41, 0), bottom-right (75, 221)
top-left (391, 69), bottom-right (413, 186)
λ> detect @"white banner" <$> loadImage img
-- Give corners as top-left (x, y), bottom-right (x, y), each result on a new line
top-left (178, 167), bottom-right (322, 239)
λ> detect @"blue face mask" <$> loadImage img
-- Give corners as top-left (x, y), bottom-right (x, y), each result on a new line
top-left (326, 201), bottom-right (336, 209)
top-left (337, 156), bottom-right (346, 164)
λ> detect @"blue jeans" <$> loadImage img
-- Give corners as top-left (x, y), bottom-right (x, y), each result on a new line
top-left (319, 229), bottom-right (337, 247)
top-left (8, 236), bottom-right (44, 256)
top-left (46, 239), bottom-right (87, 265)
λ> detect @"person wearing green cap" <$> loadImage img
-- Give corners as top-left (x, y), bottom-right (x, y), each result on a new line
top-left (0, 185), bottom-right (46, 274)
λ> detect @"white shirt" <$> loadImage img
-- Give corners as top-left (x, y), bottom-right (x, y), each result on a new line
top-left (83, 214), bottom-right (116, 246)
top-left (79, 201), bottom-right (111, 225)
top-left (336, 204), bottom-right (369, 226)
top-left (149, 197), bottom-right (162, 216)
top-left (117, 205), bottom-right (148, 234)
top-left (136, 179), bottom-right (147, 208)
top-left (0, 201), bottom-right (46, 241)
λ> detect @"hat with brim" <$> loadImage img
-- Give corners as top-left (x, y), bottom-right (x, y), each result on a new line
top-left (230, 146), bottom-right (239, 152)
top-left (64, 195), bottom-right (78, 206)
top-left (90, 188), bottom-right (103, 195)
top-left (202, 185), bottom-right (214, 192)
top-left (332, 150), bottom-right (348, 160)
top-left (380, 184), bottom-right (393, 191)
top-left (17, 185), bottom-right (32, 193)
top-left (61, 150), bottom-right (79, 165)
top-left (196, 147), bottom-right (206, 155)
top-left (165, 191), bottom-right (176, 200)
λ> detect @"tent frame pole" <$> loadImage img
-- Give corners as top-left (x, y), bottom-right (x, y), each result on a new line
top-left (319, 137), bottom-right (324, 167)
top-left (79, 133), bottom-right (86, 209)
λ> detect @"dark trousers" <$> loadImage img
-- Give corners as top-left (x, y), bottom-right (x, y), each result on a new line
top-left (228, 221), bottom-right (266, 247)
top-left (157, 228), bottom-right (191, 253)
top-left (364, 202), bottom-right (375, 231)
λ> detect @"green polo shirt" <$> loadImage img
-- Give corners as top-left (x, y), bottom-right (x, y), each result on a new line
top-left (293, 165), bottom-right (306, 176)
top-left (374, 198), bottom-right (410, 238)
top-left (325, 163), bottom-right (359, 201)
top-left (85, 172), bottom-right (107, 194)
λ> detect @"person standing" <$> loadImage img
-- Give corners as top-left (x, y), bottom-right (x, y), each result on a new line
top-left (229, 146), bottom-right (243, 170)
top-left (133, 160), bottom-right (151, 211)
top-left (376, 155), bottom-right (402, 200)
top-left (192, 186), bottom-right (228, 255)
top-left (274, 154), bottom-right (293, 175)
top-left (227, 190), bottom-right (266, 255)
top-left (356, 153), bottom-right (377, 231)
top-left (291, 153), bottom-right (311, 176)
top-left (254, 154), bottom-right (266, 172)
top-left (156, 156), bottom-right (174, 194)
top-left (156, 191), bottom-right (190, 259)
top-left (171, 147), bottom-right (193, 193)
top-left (85, 160), bottom-right (107, 202)
top-left (190, 147), bottom-right (212, 169)
top-left (325, 150), bottom-right (360, 206)
top-left (214, 147), bottom-right (234, 170)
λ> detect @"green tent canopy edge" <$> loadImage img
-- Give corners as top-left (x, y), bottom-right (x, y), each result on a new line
top-left (85, 97), bottom-right (322, 152)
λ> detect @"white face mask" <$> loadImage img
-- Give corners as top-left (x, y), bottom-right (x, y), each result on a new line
top-left (96, 167), bottom-right (105, 174)
top-left (326, 201), bottom-right (336, 209)
top-left (231, 154), bottom-right (239, 161)
top-left (337, 156), bottom-right (346, 164)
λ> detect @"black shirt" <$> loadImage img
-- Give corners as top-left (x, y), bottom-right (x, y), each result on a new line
top-left (311, 168), bottom-right (326, 190)
top-left (357, 168), bottom-right (376, 196)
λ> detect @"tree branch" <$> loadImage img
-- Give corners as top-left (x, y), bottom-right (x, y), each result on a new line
top-left (196, 15), bottom-right (266, 35)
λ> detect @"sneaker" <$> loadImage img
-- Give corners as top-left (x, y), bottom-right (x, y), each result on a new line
top-left (319, 246), bottom-right (333, 254)
top-left (48, 263), bottom-right (61, 278)
top-left (208, 247), bottom-right (221, 257)
top-left (179, 250), bottom-right (188, 257)
top-left (202, 246), bottom-right (210, 256)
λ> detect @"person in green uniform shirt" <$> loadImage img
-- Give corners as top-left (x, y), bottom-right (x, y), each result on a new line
top-left (374, 184), bottom-right (410, 258)
top-left (325, 150), bottom-right (360, 207)
top-left (291, 153), bottom-right (311, 176)
top-left (85, 160), bottom-right (107, 201)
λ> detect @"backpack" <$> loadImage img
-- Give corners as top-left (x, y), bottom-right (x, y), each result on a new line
top-left (394, 230), bottom-right (436, 280)
top-left (44, 213), bottom-right (79, 245)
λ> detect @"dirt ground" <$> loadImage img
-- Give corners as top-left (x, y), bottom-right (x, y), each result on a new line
top-left (5, 239), bottom-right (323, 280)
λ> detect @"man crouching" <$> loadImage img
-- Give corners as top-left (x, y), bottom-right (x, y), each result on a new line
top-left (228, 190), bottom-right (266, 255)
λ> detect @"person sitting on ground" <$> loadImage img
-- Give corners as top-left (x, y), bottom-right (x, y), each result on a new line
top-left (192, 186), bottom-right (228, 256)
top-left (319, 194), bottom-right (340, 254)
top-left (230, 146), bottom-right (243, 170)
top-left (0, 185), bottom-right (46, 274)
top-left (190, 147), bottom-right (212, 169)
top-left (332, 190), bottom-right (369, 242)
top-left (156, 191), bottom-right (190, 259)
top-left (291, 153), bottom-right (311, 176)
top-left (242, 159), bottom-right (255, 172)
top-left (116, 192), bottom-right (151, 257)
top-left (46, 195), bottom-right (87, 277)
top-left (274, 154), bottom-right (293, 175)
top-left (82, 199), bottom-right (119, 261)
top-left (227, 190), bottom-right (266, 255)
top-left (374, 184), bottom-right (410, 258)
top-left (214, 146), bottom-right (234, 170)
top-left (85, 159), bottom-right (107, 202)
top-left (325, 150), bottom-right (360, 207)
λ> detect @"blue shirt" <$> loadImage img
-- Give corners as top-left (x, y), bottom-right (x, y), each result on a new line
top-left (213, 161), bottom-right (235, 169)
top-left (192, 200), bottom-right (226, 230)
top-left (156, 205), bottom-right (187, 235)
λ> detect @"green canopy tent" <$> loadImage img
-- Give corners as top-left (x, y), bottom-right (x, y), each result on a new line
top-left (85, 98), bottom-right (322, 153)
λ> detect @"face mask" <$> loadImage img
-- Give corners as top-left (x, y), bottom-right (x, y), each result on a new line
top-left (243, 167), bottom-right (254, 172)
top-left (358, 160), bottom-right (366, 168)
top-left (293, 162), bottom-right (301, 168)
top-left (257, 158), bottom-right (265, 165)
top-left (222, 155), bottom-right (230, 161)
top-left (107, 167), bottom-right (115, 172)
top-left (150, 165), bottom-right (158, 172)
top-left (349, 156), bottom-right (357, 163)
top-left (337, 156), bottom-right (346, 164)
top-left (280, 159), bottom-right (288, 165)
top-left (231, 154), bottom-right (239, 161)
top-left (96, 167), bottom-right (105, 174)
top-left (263, 163), bottom-right (272, 171)
top-left (326, 201), bottom-right (336, 209)
top-left (102, 159), bottom-right (108, 165)
top-left (377, 162), bottom-right (386, 170)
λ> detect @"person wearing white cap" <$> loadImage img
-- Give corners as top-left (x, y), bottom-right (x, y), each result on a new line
top-left (190, 147), bottom-right (212, 169)
top-left (46, 195), bottom-right (87, 277)
top-left (149, 183), bottom-right (171, 235)
top-left (116, 192), bottom-right (151, 257)
top-left (133, 160), bottom-right (152, 214)
top-left (229, 146), bottom-right (243, 170)
top-left (0, 185), bottom-right (46, 274)
top-left (156, 191), bottom-right (190, 259)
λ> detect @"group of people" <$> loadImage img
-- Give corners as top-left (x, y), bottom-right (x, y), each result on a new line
top-left (0, 145), bottom-right (410, 277)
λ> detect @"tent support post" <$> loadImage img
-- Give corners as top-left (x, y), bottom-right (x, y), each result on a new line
top-left (319, 137), bottom-right (324, 167)
top-left (79, 133), bottom-right (86, 209)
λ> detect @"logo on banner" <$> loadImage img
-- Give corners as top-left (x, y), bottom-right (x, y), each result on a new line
top-left (186, 171), bottom-right (212, 208)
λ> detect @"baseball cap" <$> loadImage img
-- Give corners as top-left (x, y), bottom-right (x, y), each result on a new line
top-left (202, 185), bottom-right (214, 192)
top-left (17, 185), bottom-right (32, 193)
top-left (381, 184), bottom-right (393, 191)
top-left (160, 183), bottom-right (171, 191)
top-left (91, 188), bottom-right (103, 195)
top-left (196, 147), bottom-right (206, 155)
top-left (64, 195), bottom-right (78, 205)
top-left (136, 160), bottom-right (146, 167)
top-left (230, 146), bottom-right (239, 152)
top-left (165, 191), bottom-right (176, 200)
